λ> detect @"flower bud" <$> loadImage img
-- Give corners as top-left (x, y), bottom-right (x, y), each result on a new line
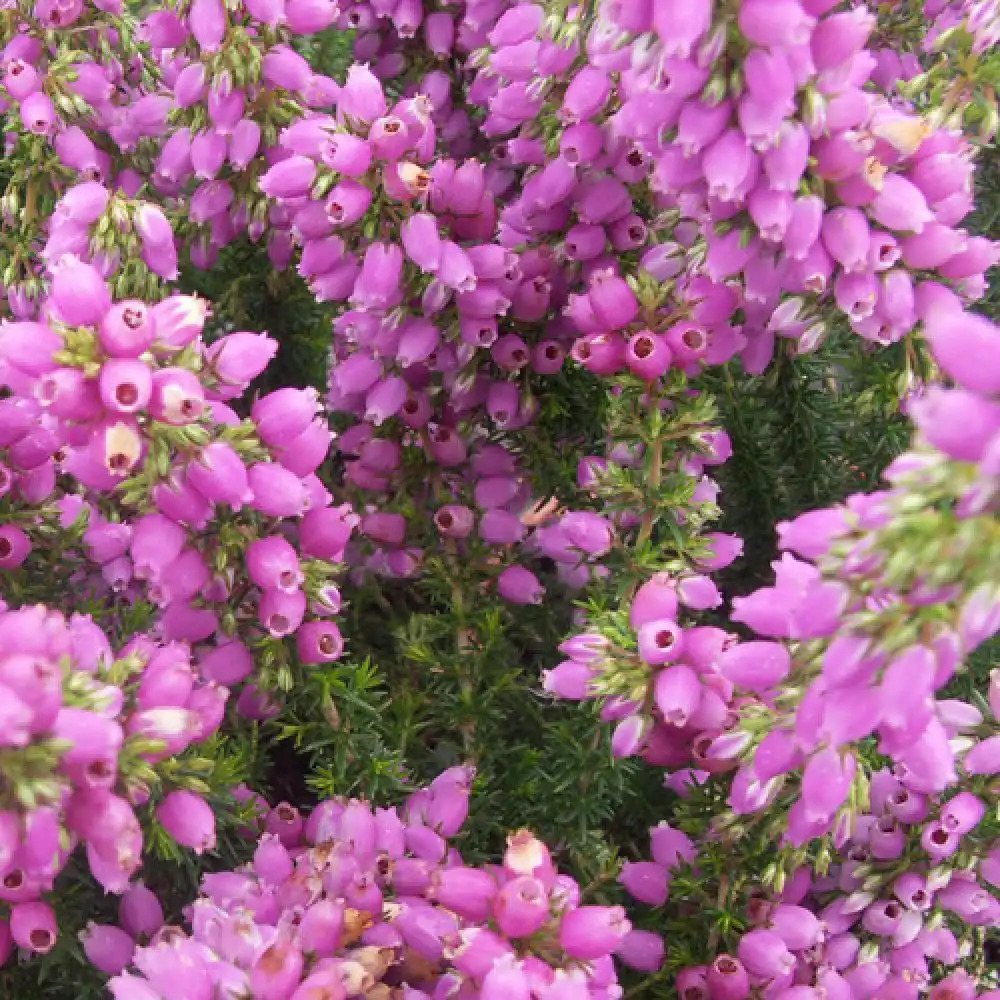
top-left (118, 882), bottom-right (164, 940)
top-left (50, 256), bottom-right (111, 326)
top-left (248, 462), bottom-right (307, 518)
top-left (434, 867), bottom-right (496, 923)
top-left (559, 905), bottom-right (630, 961)
top-left (156, 790), bottom-right (216, 854)
top-left (497, 565), bottom-right (544, 605)
top-left (618, 861), bottom-right (669, 906)
top-left (80, 923), bottom-right (134, 974)
top-left (494, 877), bottom-right (549, 938)
top-left (187, 443), bottom-right (252, 510)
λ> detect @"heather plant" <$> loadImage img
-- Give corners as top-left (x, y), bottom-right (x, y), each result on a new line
top-left (0, 0), bottom-right (997, 998)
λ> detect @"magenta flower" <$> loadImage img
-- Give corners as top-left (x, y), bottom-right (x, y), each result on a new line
top-left (10, 902), bottom-right (57, 954)
top-left (80, 923), bottom-right (135, 975)
top-left (118, 882), bottom-right (164, 940)
top-left (559, 905), bottom-right (631, 960)
top-left (156, 791), bottom-right (216, 854)
top-left (296, 621), bottom-right (344, 664)
top-left (718, 641), bottom-right (791, 692)
top-left (497, 565), bottom-right (544, 605)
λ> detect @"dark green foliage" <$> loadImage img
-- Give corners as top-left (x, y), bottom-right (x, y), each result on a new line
top-left (180, 240), bottom-right (334, 398)
top-left (705, 329), bottom-right (913, 593)
top-left (970, 146), bottom-right (1000, 319)
top-left (272, 561), bottom-right (670, 870)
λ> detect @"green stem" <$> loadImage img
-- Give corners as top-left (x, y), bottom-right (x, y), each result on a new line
top-left (635, 431), bottom-right (664, 553)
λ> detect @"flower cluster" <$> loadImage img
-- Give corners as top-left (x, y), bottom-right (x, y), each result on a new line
top-left (106, 769), bottom-right (661, 999)
top-left (1, 264), bottom-right (352, 680)
top-left (713, 300), bottom-right (1000, 839)
top-left (672, 758), bottom-right (1000, 999)
top-left (0, 603), bottom-right (234, 956)
top-left (571, 304), bottom-right (1000, 997)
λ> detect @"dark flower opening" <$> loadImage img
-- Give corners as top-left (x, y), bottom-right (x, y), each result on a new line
top-left (654, 628), bottom-right (676, 648)
top-left (29, 929), bottom-right (53, 951)
top-left (87, 759), bottom-right (113, 781)
top-left (38, 378), bottom-right (59, 404)
top-left (123, 306), bottom-right (145, 329)
top-left (116, 383), bottom-right (139, 407)
top-left (633, 335), bottom-right (654, 359)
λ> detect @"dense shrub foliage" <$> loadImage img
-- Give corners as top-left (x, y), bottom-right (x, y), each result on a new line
top-left (0, 0), bottom-right (997, 997)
